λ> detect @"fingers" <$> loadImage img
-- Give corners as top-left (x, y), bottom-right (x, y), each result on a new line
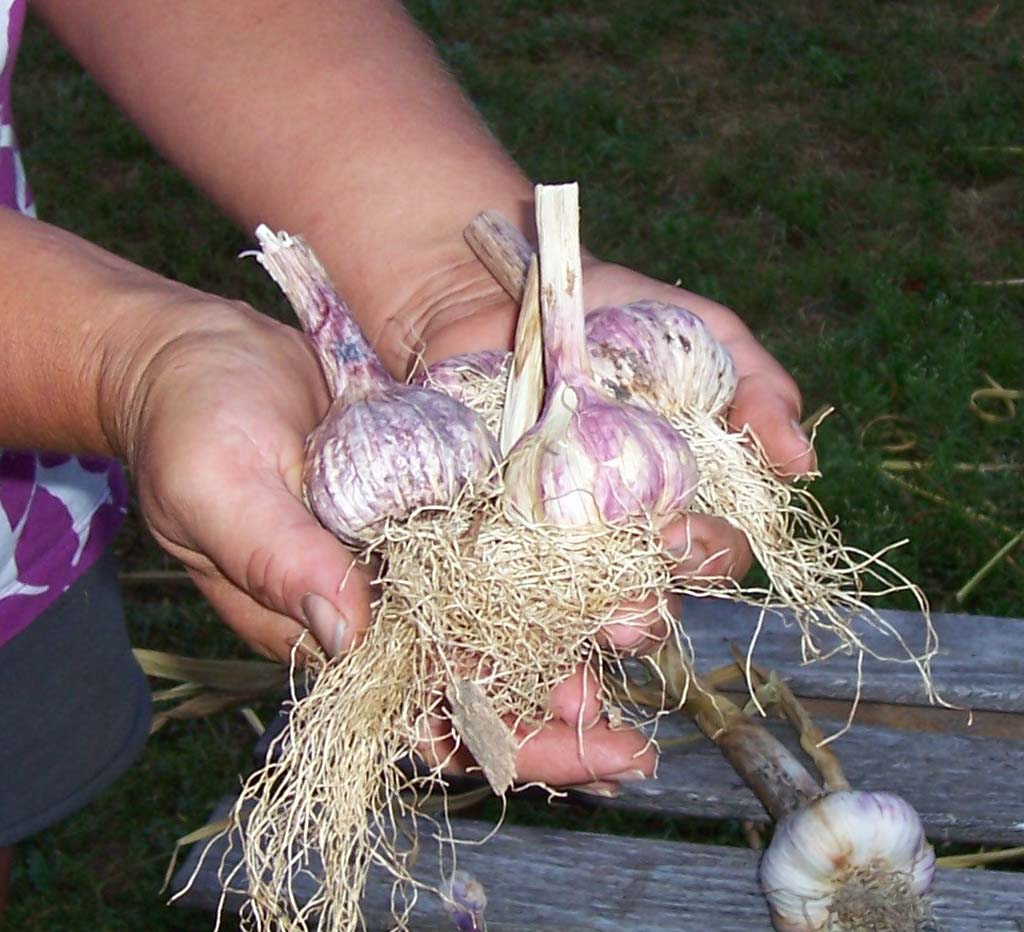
top-left (661, 513), bottom-right (753, 580)
top-left (512, 717), bottom-right (656, 786)
top-left (188, 569), bottom-right (319, 663)
top-left (729, 366), bottom-right (817, 478)
top-left (421, 711), bottom-right (657, 787)
top-left (599, 593), bottom-right (674, 656)
top-left (162, 464), bottom-right (376, 658)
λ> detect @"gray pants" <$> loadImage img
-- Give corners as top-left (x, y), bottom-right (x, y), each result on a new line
top-left (0, 550), bottom-right (151, 845)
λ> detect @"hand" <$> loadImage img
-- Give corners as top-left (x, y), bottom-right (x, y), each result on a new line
top-left (111, 288), bottom-right (376, 662)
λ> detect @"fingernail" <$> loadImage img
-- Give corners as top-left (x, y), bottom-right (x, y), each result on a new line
top-left (300, 592), bottom-right (348, 657)
top-left (607, 768), bottom-right (650, 784)
top-left (567, 780), bottom-right (621, 799)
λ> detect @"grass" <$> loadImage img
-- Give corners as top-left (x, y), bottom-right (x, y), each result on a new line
top-left (5, 1), bottom-right (1024, 928)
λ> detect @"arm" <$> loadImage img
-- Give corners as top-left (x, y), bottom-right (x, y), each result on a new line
top-left (32, 0), bottom-right (812, 547)
top-left (32, 0), bottom-right (533, 373)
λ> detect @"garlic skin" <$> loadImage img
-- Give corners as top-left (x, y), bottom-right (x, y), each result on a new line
top-left (759, 790), bottom-right (936, 932)
top-left (503, 379), bottom-right (699, 527)
top-left (586, 301), bottom-right (738, 420)
top-left (305, 387), bottom-right (498, 545)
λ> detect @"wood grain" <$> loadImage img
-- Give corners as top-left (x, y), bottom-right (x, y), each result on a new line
top-left (172, 800), bottom-right (1024, 931)
top-left (681, 598), bottom-right (1024, 713)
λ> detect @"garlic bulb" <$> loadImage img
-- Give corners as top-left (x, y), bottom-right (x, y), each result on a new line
top-left (504, 378), bottom-right (700, 526)
top-left (586, 300), bottom-right (738, 420)
top-left (760, 790), bottom-right (936, 932)
top-left (253, 226), bottom-right (499, 545)
top-left (502, 186), bottom-right (698, 528)
top-left (442, 869), bottom-right (488, 932)
top-left (303, 390), bottom-right (499, 544)
top-left (415, 350), bottom-right (509, 439)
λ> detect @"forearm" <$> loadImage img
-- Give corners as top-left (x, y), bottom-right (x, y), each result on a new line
top-left (32, 0), bottom-right (534, 369)
top-left (0, 207), bottom-right (224, 456)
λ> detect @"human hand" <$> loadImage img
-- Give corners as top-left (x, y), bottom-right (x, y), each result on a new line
top-left (108, 287), bottom-right (376, 663)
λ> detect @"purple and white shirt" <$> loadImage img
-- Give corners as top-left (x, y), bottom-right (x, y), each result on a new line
top-left (1, 0), bottom-right (128, 647)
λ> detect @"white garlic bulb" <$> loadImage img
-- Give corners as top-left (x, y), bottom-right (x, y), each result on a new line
top-left (759, 790), bottom-right (936, 932)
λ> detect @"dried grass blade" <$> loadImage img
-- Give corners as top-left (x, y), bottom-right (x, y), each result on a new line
top-left (133, 648), bottom-right (290, 693)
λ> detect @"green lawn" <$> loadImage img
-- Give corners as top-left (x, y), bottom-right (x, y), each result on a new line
top-left (6, 2), bottom-right (1023, 929)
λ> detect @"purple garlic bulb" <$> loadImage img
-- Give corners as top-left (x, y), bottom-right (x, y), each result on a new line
top-left (442, 869), bottom-right (488, 931)
top-left (304, 388), bottom-right (498, 544)
top-left (253, 226), bottom-right (498, 545)
top-left (586, 301), bottom-right (738, 420)
top-left (503, 184), bottom-right (699, 529)
top-left (503, 378), bottom-right (699, 527)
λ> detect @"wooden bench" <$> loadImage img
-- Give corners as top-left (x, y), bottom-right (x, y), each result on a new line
top-left (171, 600), bottom-right (1024, 930)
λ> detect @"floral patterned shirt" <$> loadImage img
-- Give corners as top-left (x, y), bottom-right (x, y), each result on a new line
top-left (0, 0), bottom-right (129, 646)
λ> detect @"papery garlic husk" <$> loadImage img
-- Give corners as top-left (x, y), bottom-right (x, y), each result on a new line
top-left (442, 869), bottom-right (488, 932)
top-left (305, 387), bottom-right (500, 545)
top-left (502, 377), bottom-right (699, 527)
top-left (586, 300), bottom-right (738, 419)
top-left (759, 790), bottom-right (936, 932)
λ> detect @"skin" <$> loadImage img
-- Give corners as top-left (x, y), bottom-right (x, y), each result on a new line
top-left (5, 0), bottom-right (816, 789)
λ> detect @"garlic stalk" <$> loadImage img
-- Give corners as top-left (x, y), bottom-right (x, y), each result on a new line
top-left (253, 225), bottom-right (499, 545)
top-left (647, 640), bottom-right (936, 932)
top-left (502, 184), bottom-right (699, 527)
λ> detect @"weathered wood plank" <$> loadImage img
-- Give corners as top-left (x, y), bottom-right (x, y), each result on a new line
top-left (172, 800), bottom-right (1024, 930)
top-left (682, 598), bottom-right (1024, 712)
top-left (604, 715), bottom-right (1024, 845)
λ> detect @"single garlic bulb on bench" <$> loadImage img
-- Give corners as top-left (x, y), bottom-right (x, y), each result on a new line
top-left (760, 790), bottom-right (936, 932)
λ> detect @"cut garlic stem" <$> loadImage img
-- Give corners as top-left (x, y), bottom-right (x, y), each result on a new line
top-left (535, 183), bottom-right (592, 382)
top-left (499, 256), bottom-right (544, 455)
top-left (253, 225), bottom-right (391, 402)
top-left (464, 209), bottom-right (532, 302)
top-left (737, 648), bottom-right (851, 793)
top-left (649, 639), bottom-right (823, 821)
